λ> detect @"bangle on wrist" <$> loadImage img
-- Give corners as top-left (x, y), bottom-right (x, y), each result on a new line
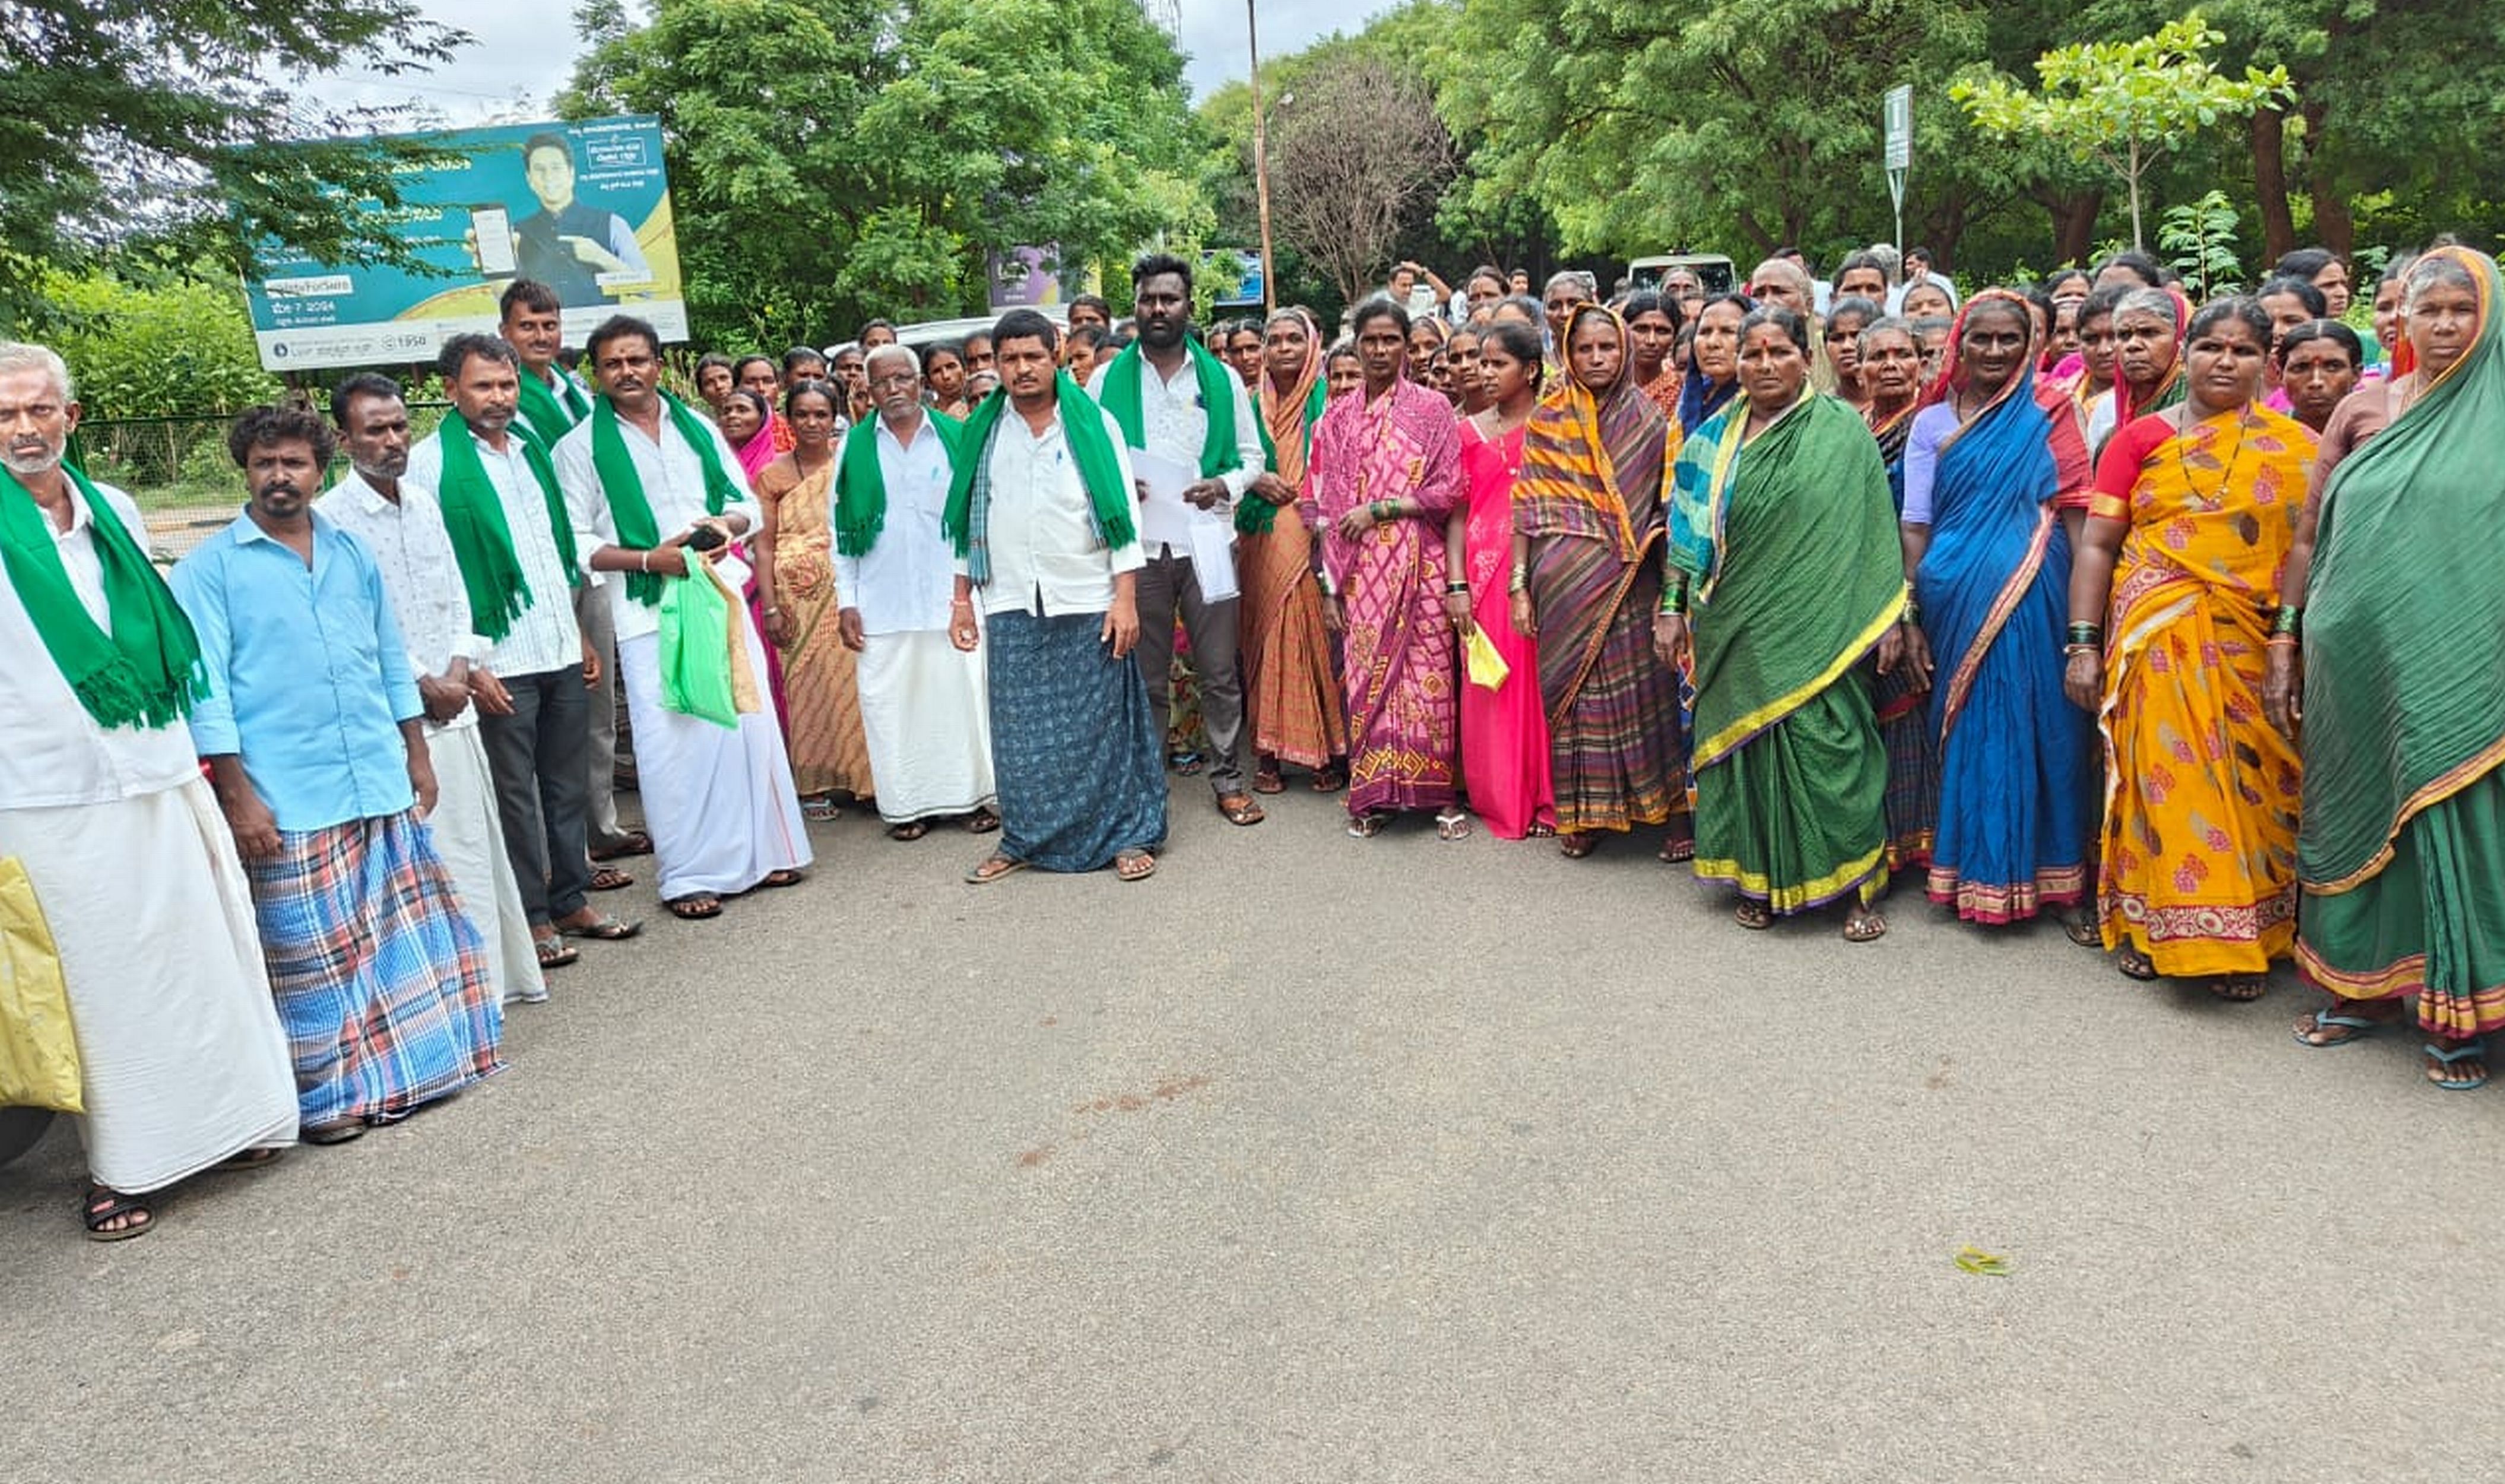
top-left (2272, 604), bottom-right (2303, 636)
top-left (638, 550), bottom-right (651, 573)
top-left (2062, 642), bottom-right (2100, 657)
top-left (2265, 633), bottom-right (2300, 648)
top-left (2066, 621), bottom-right (2101, 645)
top-left (1445, 581), bottom-right (1469, 594)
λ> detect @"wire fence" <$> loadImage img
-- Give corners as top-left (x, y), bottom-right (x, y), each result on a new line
top-left (82, 402), bottom-right (454, 562)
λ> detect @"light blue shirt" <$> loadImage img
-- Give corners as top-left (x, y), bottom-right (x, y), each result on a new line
top-left (172, 510), bottom-right (424, 833)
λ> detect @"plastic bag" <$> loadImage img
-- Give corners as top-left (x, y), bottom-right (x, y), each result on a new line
top-left (658, 560), bottom-right (741, 728)
top-left (1463, 623), bottom-right (1511, 691)
top-left (0, 857), bottom-right (84, 1114)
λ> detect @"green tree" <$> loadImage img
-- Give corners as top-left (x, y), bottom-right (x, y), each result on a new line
top-left (562, 0), bottom-right (1205, 348)
top-left (0, 1), bottom-right (467, 328)
top-left (1953, 11), bottom-right (2291, 252)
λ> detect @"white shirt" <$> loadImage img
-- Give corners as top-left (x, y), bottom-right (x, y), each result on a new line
top-left (833, 414), bottom-right (958, 636)
top-left (958, 403), bottom-right (1142, 619)
top-left (1086, 351), bottom-right (1264, 531)
top-left (553, 405), bottom-right (758, 643)
top-left (0, 478), bottom-right (204, 809)
top-left (315, 470), bottom-right (486, 733)
top-left (406, 425), bottom-right (584, 677)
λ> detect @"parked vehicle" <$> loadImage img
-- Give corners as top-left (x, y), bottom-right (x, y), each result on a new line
top-left (1627, 253), bottom-right (1736, 296)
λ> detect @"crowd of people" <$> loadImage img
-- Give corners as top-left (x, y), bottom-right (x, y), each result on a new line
top-left (3, 229), bottom-right (2497, 1244)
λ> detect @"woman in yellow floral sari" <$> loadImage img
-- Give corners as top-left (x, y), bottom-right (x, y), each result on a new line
top-left (2066, 298), bottom-right (2315, 998)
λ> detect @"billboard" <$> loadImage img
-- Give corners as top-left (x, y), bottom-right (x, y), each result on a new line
top-left (243, 115), bottom-right (686, 371)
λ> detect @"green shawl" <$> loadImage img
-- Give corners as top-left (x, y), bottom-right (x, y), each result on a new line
top-left (433, 412), bottom-right (581, 640)
top-left (1239, 377), bottom-right (1329, 535)
top-left (516, 366), bottom-right (592, 451)
top-left (2299, 245), bottom-right (2505, 892)
top-left (0, 463), bottom-right (205, 729)
top-left (834, 408), bottom-right (964, 558)
top-left (942, 375), bottom-right (1136, 584)
top-left (1096, 338), bottom-right (1242, 480)
top-left (591, 391), bottom-right (744, 607)
top-left (1669, 392), bottom-right (1904, 768)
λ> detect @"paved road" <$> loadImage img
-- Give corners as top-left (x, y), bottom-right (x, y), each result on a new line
top-left (6, 781), bottom-right (2500, 1481)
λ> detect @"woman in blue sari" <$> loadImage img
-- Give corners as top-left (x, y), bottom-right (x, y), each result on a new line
top-left (1899, 291), bottom-right (2094, 927)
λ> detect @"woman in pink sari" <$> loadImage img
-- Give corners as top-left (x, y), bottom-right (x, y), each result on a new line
top-left (1445, 319), bottom-right (1555, 837)
top-left (1305, 300), bottom-right (1466, 838)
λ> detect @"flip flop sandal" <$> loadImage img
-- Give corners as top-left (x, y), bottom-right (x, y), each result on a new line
top-left (757, 869), bottom-right (806, 889)
top-left (559, 914), bottom-right (642, 941)
top-left (1311, 768), bottom-right (1346, 793)
top-left (83, 1184), bottom-right (152, 1242)
top-left (534, 936), bottom-right (581, 969)
top-left (964, 807), bottom-right (1001, 834)
top-left (2114, 947), bottom-right (2160, 981)
top-left (1527, 823), bottom-right (1558, 838)
top-left (1842, 908), bottom-right (1889, 943)
top-left (1219, 794), bottom-right (1267, 826)
top-left (1557, 832), bottom-right (1597, 858)
top-left (589, 832), bottom-right (654, 862)
top-left (2425, 1042), bottom-right (2488, 1092)
top-left (889, 820), bottom-right (931, 842)
top-left (1114, 849), bottom-right (1158, 882)
top-left (588, 866), bottom-right (636, 892)
top-left (301, 1121), bottom-right (367, 1146)
top-left (1251, 769), bottom-right (1286, 795)
top-left (2292, 1008), bottom-right (2384, 1048)
top-left (216, 1146), bottom-right (283, 1171)
top-left (2208, 976), bottom-right (2270, 1002)
top-left (801, 797), bottom-right (842, 823)
top-left (1734, 900), bottom-right (1775, 930)
top-left (1346, 811), bottom-right (1390, 838)
top-left (1658, 838), bottom-right (1695, 863)
top-left (2063, 915), bottom-right (2103, 947)
top-left (1435, 808), bottom-right (1472, 841)
top-left (1169, 751), bottom-right (1206, 776)
top-left (664, 895), bottom-right (723, 920)
top-left (965, 853), bottom-right (1029, 885)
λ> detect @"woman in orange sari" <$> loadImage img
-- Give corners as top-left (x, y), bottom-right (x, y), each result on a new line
top-left (1239, 307), bottom-right (1347, 792)
top-left (2066, 297), bottom-right (2314, 999)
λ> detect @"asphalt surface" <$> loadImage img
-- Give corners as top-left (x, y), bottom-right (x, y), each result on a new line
top-left (6, 779), bottom-right (2501, 1482)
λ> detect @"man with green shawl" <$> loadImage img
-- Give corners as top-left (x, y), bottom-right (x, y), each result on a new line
top-left (498, 278), bottom-right (647, 871)
top-left (554, 316), bottom-right (811, 921)
top-left (1086, 253), bottom-right (1268, 827)
top-left (1660, 304), bottom-right (1905, 942)
top-left (0, 341), bottom-right (297, 1241)
top-left (949, 309), bottom-right (1165, 884)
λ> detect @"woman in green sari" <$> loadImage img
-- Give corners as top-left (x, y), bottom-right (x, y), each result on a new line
top-left (1660, 304), bottom-right (1908, 941)
top-left (2268, 245), bottom-right (2505, 1090)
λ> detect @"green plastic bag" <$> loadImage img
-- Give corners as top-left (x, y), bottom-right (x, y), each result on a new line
top-left (657, 561), bottom-right (741, 728)
top-left (0, 856), bottom-right (84, 1114)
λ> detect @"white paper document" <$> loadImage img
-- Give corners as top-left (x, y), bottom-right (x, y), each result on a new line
top-left (1129, 446), bottom-right (1238, 599)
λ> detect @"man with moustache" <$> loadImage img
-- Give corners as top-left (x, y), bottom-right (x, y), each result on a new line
top-left (555, 315), bottom-right (810, 921)
top-left (407, 333), bottom-right (636, 969)
top-left (1087, 253), bottom-right (1267, 826)
top-left (0, 341), bottom-right (296, 1241)
top-left (499, 279), bottom-right (649, 875)
top-left (946, 309), bottom-right (1163, 883)
top-left (172, 405), bottom-right (503, 1146)
top-left (319, 373), bottom-right (548, 1007)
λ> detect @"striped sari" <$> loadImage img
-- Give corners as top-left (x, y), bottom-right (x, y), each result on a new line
top-left (2091, 406), bottom-right (2313, 975)
top-left (1514, 303), bottom-right (1687, 836)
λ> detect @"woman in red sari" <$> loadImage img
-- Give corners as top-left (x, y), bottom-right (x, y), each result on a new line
top-left (1445, 319), bottom-right (1555, 838)
top-left (1305, 300), bottom-right (1466, 838)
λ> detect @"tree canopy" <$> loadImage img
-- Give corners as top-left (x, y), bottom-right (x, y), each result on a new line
top-left (560, 0), bottom-right (1207, 348)
top-left (0, 1), bottom-right (467, 328)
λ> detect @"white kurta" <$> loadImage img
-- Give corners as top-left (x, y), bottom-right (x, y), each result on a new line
top-left (0, 478), bottom-right (297, 1190)
top-left (317, 471), bottom-right (546, 1006)
top-left (555, 407), bottom-right (811, 898)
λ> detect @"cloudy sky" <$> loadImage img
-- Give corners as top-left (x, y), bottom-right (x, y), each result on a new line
top-left (323, 0), bottom-right (1378, 123)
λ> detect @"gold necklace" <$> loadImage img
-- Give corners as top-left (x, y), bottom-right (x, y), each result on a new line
top-left (2171, 405), bottom-right (2252, 508)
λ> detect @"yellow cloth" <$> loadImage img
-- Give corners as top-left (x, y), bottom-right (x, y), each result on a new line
top-left (0, 855), bottom-right (83, 1113)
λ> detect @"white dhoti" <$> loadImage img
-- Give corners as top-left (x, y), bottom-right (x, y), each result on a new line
top-left (420, 721), bottom-right (546, 1005)
top-left (858, 628), bottom-right (997, 823)
top-left (0, 776), bottom-right (299, 1191)
top-left (618, 623), bottom-right (812, 899)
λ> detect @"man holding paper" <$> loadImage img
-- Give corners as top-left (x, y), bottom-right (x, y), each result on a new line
top-left (1088, 253), bottom-right (1269, 827)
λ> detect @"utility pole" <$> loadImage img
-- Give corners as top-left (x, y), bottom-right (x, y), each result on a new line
top-left (1248, 0), bottom-right (1277, 313)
